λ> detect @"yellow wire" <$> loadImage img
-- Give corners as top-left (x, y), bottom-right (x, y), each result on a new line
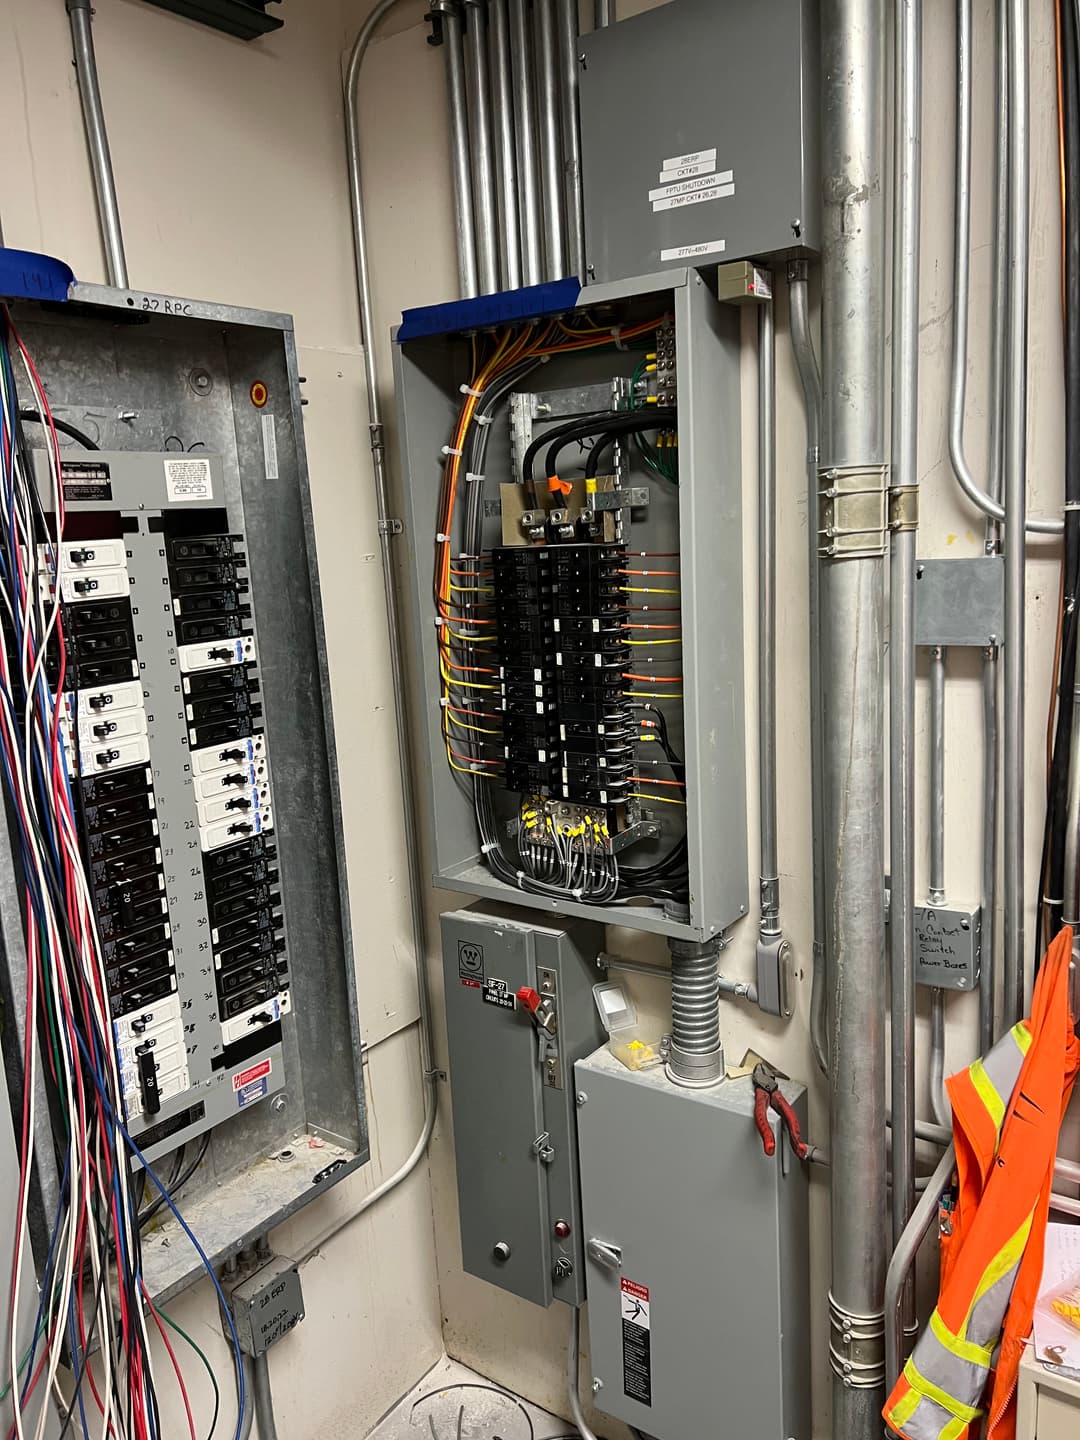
top-left (628, 791), bottom-right (686, 807)
top-left (620, 586), bottom-right (680, 595)
top-left (446, 713), bottom-right (502, 736)
top-left (625, 638), bottom-right (682, 646)
top-left (626, 690), bottom-right (683, 699)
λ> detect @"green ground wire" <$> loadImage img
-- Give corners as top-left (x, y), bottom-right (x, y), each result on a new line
top-left (159, 1306), bottom-right (221, 1440)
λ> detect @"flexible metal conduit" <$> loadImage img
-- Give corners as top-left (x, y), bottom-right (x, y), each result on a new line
top-left (787, 264), bottom-right (828, 1076)
top-left (889, 0), bottom-right (921, 1300)
top-left (820, 2), bottom-right (889, 1433)
top-left (462, 0), bottom-right (500, 294)
top-left (299, 0), bottom-right (441, 1263)
top-left (489, 0), bottom-right (522, 290)
top-left (666, 937), bottom-right (723, 1087)
top-left (66, 0), bottom-right (128, 289)
top-left (1001, 0), bottom-right (1030, 1025)
top-left (756, 297), bottom-right (793, 994)
top-left (950, 0), bottom-right (1058, 535)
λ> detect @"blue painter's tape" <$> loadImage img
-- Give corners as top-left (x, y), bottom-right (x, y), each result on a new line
top-left (397, 277), bottom-right (582, 343)
top-left (0, 249), bottom-right (75, 304)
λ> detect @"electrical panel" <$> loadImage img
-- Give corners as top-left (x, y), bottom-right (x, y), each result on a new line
top-left (578, 0), bottom-right (819, 283)
top-left (140, 0), bottom-right (284, 40)
top-left (33, 450), bottom-right (290, 1147)
top-left (0, 284), bottom-right (365, 1298)
top-left (440, 905), bottom-right (605, 1308)
top-left (575, 1048), bottom-right (812, 1440)
top-left (394, 267), bottom-right (748, 943)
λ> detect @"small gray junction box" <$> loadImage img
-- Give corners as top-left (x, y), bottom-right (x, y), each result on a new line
top-left (578, 0), bottom-right (819, 283)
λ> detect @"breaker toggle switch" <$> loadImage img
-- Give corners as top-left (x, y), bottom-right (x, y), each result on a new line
top-left (516, 987), bottom-right (557, 1033)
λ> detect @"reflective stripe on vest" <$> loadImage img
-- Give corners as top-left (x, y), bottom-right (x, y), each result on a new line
top-left (965, 1023), bottom-right (1030, 1137)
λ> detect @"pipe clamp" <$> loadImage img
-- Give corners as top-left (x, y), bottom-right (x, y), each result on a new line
top-left (818, 463), bottom-right (888, 559)
top-left (828, 1293), bottom-right (886, 1389)
top-left (888, 484), bottom-right (920, 532)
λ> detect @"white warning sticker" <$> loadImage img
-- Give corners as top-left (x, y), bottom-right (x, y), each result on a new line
top-left (261, 412), bottom-right (279, 480)
top-left (621, 1278), bottom-right (652, 1406)
top-left (164, 456), bottom-right (213, 503)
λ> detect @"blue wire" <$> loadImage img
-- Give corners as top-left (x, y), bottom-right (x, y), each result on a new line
top-left (65, 1295), bottom-right (92, 1440)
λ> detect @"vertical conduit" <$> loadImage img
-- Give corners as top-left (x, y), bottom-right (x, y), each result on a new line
top-left (556, 0), bottom-right (586, 279)
top-left (594, 0), bottom-right (613, 24)
top-left (535, 0), bottom-right (568, 279)
top-left (462, 0), bottom-right (500, 294)
top-left (888, 0), bottom-right (921, 1354)
top-left (820, 1), bottom-right (888, 1433)
top-left (66, 0), bottom-right (128, 289)
top-left (509, 0), bottom-right (544, 285)
top-left (438, 1), bottom-right (479, 298)
top-left (666, 937), bottom-right (723, 1088)
top-left (488, 0), bottom-right (522, 290)
top-left (788, 264), bottom-right (828, 1075)
top-left (1002, 0), bottom-right (1030, 1024)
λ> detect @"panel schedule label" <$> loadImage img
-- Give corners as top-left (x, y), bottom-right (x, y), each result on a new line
top-left (620, 1277), bottom-right (652, 1406)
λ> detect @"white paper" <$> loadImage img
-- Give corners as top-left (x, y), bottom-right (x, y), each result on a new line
top-left (1033, 1222), bottom-right (1080, 1378)
top-left (163, 456), bottom-right (213, 503)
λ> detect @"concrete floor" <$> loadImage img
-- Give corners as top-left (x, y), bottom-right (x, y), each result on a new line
top-left (367, 1356), bottom-right (576, 1440)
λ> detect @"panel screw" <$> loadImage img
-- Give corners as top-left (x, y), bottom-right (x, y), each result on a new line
top-left (592, 1378), bottom-right (603, 1394)
top-left (576, 1091), bottom-right (588, 1106)
top-left (188, 367), bottom-right (214, 398)
top-left (271, 1095), bottom-right (287, 1115)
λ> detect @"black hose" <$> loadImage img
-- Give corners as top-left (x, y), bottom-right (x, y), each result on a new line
top-left (18, 408), bottom-right (100, 450)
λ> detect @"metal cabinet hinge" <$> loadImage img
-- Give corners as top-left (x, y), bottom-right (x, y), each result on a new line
top-left (818, 463), bottom-right (889, 559)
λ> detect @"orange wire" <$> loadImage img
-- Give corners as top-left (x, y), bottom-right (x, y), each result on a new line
top-left (628, 775), bottom-right (686, 788)
top-left (622, 673), bottom-right (682, 683)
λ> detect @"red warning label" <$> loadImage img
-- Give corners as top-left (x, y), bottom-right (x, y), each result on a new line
top-left (233, 1059), bottom-right (272, 1091)
top-left (620, 1277), bottom-right (652, 1406)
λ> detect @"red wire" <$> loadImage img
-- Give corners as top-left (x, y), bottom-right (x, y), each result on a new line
top-left (142, 1285), bottom-right (197, 1440)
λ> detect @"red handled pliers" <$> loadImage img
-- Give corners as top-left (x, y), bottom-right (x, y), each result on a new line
top-left (752, 1061), bottom-right (808, 1160)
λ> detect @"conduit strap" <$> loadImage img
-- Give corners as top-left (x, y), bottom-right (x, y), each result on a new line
top-left (818, 463), bottom-right (889, 559)
top-left (829, 1292), bottom-right (886, 1389)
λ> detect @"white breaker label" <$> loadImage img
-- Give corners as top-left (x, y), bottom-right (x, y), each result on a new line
top-left (164, 456), bottom-right (214, 503)
top-left (649, 169), bottom-right (734, 203)
top-left (653, 182), bottom-right (734, 213)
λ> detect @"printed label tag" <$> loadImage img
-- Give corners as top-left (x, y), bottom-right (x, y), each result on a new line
top-left (653, 182), bottom-right (735, 213)
top-left (164, 456), bottom-right (213, 503)
top-left (661, 240), bottom-right (727, 263)
top-left (482, 977), bottom-right (516, 1010)
top-left (261, 413), bottom-right (279, 480)
top-left (621, 1278), bottom-right (652, 1406)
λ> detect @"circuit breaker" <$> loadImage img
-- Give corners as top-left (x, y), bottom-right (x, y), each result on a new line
top-left (440, 906), bottom-right (605, 1307)
top-left (32, 450), bottom-right (289, 1153)
top-left (395, 267), bottom-right (748, 943)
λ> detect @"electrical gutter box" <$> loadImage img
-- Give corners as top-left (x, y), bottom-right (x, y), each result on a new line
top-left (576, 1048), bottom-right (811, 1440)
top-left (578, 0), bottom-right (819, 283)
top-left (440, 906), bottom-right (605, 1308)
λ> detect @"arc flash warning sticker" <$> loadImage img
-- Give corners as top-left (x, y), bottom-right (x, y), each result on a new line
top-left (621, 1278), bottom-right (652, 1406)
top-left (233, 1058), bottom-right (271, 1108)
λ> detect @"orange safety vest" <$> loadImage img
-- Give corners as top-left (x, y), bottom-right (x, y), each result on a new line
top-left (884, 925), bottom-right (1080, 1440)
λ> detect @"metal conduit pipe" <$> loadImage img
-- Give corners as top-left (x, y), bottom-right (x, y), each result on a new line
top-left (556, 0), bottom-right (586, 279)
top-left (437, 1), bottom-right (480, 298)
top-left (666, 937), bottom-right (723, 1087)
top-left (462, 1), bottom-right (500, 294)
top-left (252, 1351), bottom-right (279, 1440)
top-left (1002, 0), bottom-right (1031, 1025)
top-left (594, 0), bottom-right (613, 24)
top-left (949, 0), bottom-right (1058, 534)
top-left (888, 0), bottom-right (921, 1336)
top-left (885, 1141), bottom-right (957, 1391)
top-left (509, 0), bottom-right (544, 285)
top-left (66, 0), bottom-right (129, 289)
top-left (927, 648), bottom-right (951, 1128)
top-left (567, 1308), bottom-right (600, 1440)
top-left (535, 0), bottom-right (568, 280)
top-left (299, 0), bottom-right (441, 1263)
top-left (820, 1), bottom-right (889, 1431)
top-left (1060, 636), bottom-right (1080, 928)
top-left (756, 297), bottom-right (793, 992)
top-left (787, 263), bottom-right (828, 1076)
top-left (488, 0), bottom-right (522, 290)
top-left (981, 644), bottom-right (1000, 1049)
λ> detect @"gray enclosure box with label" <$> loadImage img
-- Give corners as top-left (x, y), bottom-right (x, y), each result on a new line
top-left (578, 0), bottom-right (819, 284)
top-left (575, 1048), bottom-right (811, 1440)
top-left (440, 905), bottom-right (605, 1308)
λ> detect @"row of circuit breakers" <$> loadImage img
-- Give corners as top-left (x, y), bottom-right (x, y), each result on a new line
top-left (32, 455), bottom-right (291, 1139)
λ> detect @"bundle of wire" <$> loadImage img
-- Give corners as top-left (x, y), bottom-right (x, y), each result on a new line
top-left (0, 307), bottom-right (244, 1440)
top-left (434, 313), bottom-right (689, 908)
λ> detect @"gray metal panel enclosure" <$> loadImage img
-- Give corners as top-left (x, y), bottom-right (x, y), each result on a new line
top-left (578, 0), bottom-right (820, 284)
top-left (440, 905), bottom-right (605, 1307)
top-left (394, 269), bottom-right (748, 941)
top-left (575, 1049), bottom-right (811, 1440)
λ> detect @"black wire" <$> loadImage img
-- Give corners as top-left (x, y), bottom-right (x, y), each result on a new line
top-left (1040, 0), bottom-right (1080, 969)
top-left (18, 408), bottom-right (100, 450)
top-left (537, 410), bottom-right (677, 493)
top-left (139, 1130), bottom-right (211, 1228)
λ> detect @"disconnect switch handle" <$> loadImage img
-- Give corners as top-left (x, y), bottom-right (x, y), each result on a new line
top-left (516, 987), bottom-right (542, 1014)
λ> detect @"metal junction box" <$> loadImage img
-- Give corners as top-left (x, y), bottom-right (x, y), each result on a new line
top-left (440, 906), bottom-right (606, 1307)
top-left (578, 0), bottom-right (819, 283)
top-left (575, 1049), bottom-right (811, 1440)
